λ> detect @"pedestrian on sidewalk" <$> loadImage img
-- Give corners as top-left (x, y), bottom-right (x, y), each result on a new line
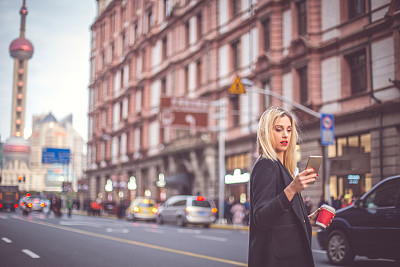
top-left (230, 201), bottom-right (245, 226)
top-left (67, 197), bottom-right (73, 218)
top-left (248, 107), bottom-right (332, 267)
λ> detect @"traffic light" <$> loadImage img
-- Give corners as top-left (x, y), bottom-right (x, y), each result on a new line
top-left (18, 175), bottom-right (22, 183)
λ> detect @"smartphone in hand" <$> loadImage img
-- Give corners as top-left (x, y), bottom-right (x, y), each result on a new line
top-left (306, 156), bottom-right (322, 184)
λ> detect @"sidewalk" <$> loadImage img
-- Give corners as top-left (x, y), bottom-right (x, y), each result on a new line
top-left (71, 209), bottom-right (318, 234)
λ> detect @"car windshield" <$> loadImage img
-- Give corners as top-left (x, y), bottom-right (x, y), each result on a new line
top-left (192, 200), bottom-right (211, 208)
top-left (138, 203), bottom-right (155, 207)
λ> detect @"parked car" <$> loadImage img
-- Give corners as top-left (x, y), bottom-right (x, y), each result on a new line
top-left (157, 195), bottom-right (217, 228)
top-left (317, 175), bottom-right (400, 265)
top-left (125, 198), bottom-right (158, 222)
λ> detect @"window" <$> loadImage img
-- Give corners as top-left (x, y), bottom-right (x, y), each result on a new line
top-left (162, 36), bottom-right (167, 60)
top-left (142, 48), bottom-right (146, 72)
top-left (297, 0), bottom-right (307, 36)
top-left (231, 39), bottom-right (240, 71)
top-left (298, 66), bottom-right (308, 105)
top-left (184, 66), bottom-right (189, 94)
top-left (197, 12), bottom-right (202, 40)
top-left (192, 200), bottom-right (211, 208)
top-left (101, 52), bottom-right (105, 69)
top-left (347, 50), bottom-right (366, 95)
top-left (348, 0), bottom-right (365, 19)
top-left (134, 24), bottom-right (138, 41)
top-left (364, 179), bottom-right (400, 208)
top-left (172, 200), bottom-right (186, 206)
top-left (185, 21), bottom-right (190, 47)
top-left (196, 59), bottom-right (202, 88)
top-left (231, 0), bottom-right (241, 17)
top-left (147, 11), bottom-right (153, 33)
top-left (231, 95), bottom-right (239, 127)
top-left (161, 77), bottom-right (167, 95)
top-left (122, 32), bottom-right (126, 52)
top-left (110, 43), bottom-right (115, 61)
top-left (262, 18), bottom-right (270, 52)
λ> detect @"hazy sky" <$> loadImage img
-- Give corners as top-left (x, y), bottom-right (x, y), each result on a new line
top-left (0, 0), bottom-right (96, 143)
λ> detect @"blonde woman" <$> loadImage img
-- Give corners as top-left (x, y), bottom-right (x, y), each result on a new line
top-left (248, 107), bottom-right (322, 267)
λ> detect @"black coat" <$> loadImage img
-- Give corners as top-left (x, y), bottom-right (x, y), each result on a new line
top-left (248, 157), bottom-right (314, 267)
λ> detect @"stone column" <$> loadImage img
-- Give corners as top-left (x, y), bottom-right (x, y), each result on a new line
top-left (89, 175), bottom-right (97, 201)
top-left (204, 146), bottom-right (218, 199)
top-left (190, 151), bottom-right (204, 195)
top-left (168, 155), bottom-right (177, 174)
top-left (148, 165), bottom-right (158, 199)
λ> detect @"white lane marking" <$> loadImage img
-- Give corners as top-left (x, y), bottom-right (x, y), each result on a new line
top-left (22, 249), bottom-right (40, 259)
top-left (195, 235), bottom-right (227, 242)
top-left (177, 229), bottom-right (202, 234)
top-left (105, 228), bottom-right (129, 233)
top-left (312, 249), bottom-right (326, 254)
top-left (144, 228), bottom-right (165, 234)
top-left (59, 221), bottom-right (101, 227)
top-left (2, 237), bottom-right (12, 243)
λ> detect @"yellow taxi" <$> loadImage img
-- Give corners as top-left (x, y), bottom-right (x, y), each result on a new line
top-left (126, 198), bottom-right (158, 222)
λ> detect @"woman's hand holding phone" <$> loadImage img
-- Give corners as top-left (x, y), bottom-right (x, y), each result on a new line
top-left (284, 169), bottom-right (317, 201)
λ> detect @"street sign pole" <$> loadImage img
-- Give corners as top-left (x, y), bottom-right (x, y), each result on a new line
top-left (217, 98), bottom-right (226, 224)
top-left (321, 113), bottom-right (335, 205)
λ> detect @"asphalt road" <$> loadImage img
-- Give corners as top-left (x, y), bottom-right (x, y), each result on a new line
top-left (0, 210), bottom-right (397, 267)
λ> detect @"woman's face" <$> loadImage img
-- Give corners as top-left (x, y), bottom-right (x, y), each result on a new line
top-left (272, 115), bottom-right (292, 155)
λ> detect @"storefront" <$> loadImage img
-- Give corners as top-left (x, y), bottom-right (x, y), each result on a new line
top-left (225, 153), bottom-right (251, 203)
top-left (327, 133), bottom-right (372, 202)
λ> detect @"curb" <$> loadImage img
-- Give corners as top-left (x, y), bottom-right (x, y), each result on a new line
top-left (71, 210), bottom-right (318, 234)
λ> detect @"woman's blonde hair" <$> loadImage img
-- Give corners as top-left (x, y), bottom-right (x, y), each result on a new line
top-left (257, 106), bottom-right (299, 177)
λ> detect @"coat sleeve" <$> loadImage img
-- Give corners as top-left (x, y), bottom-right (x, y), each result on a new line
top-left (251, 158), bottom-right (292, 231)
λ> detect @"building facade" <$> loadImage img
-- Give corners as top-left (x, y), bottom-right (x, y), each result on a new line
top-left (87, 0), bottom-right (400, 206)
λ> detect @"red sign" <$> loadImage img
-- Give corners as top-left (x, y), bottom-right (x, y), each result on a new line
top-left (159, 97), bottom-right (209, 129)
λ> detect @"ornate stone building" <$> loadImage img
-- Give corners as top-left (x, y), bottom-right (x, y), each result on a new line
top-left (87, 0), bottom-right (400, 206)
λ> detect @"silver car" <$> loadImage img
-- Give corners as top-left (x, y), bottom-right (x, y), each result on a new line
top-left (157, 195), bottom-right (217, 228)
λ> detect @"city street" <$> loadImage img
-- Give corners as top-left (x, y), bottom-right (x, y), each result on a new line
top-left (1, 210), bottom-right (397, 267)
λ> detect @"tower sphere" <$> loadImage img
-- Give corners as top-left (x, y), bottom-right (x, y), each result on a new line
top-left (3, 137), bottom-right (31, 163)
top-left (9, 37), bottom-right (34, 60)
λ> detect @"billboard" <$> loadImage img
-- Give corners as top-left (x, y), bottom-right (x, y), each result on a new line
top-left (42, 147), bottom-right (71, 164)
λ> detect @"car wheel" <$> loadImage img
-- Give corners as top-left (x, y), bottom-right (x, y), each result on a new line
top-left (327, 230), bottom-right (354, 266)
top-left (204, 224), bottom-right (210, 228)
top-left (176, 216), bottom-right (186, 227)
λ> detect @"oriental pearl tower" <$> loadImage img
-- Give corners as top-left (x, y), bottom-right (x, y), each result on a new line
top-left (9, 0), bottom-right (34, 138)
top-left (2, 0), bottom-right (34, 171)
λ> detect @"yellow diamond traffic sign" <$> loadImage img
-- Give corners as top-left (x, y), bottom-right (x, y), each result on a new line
top-left (228, 76), bottom-right (246, 94)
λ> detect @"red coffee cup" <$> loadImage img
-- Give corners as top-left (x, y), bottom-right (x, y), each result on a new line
top-left (316, 204), bottom-right (335, 228)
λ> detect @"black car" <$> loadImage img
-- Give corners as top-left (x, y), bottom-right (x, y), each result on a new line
top-left (317, 175), bottom-right (400, 265)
